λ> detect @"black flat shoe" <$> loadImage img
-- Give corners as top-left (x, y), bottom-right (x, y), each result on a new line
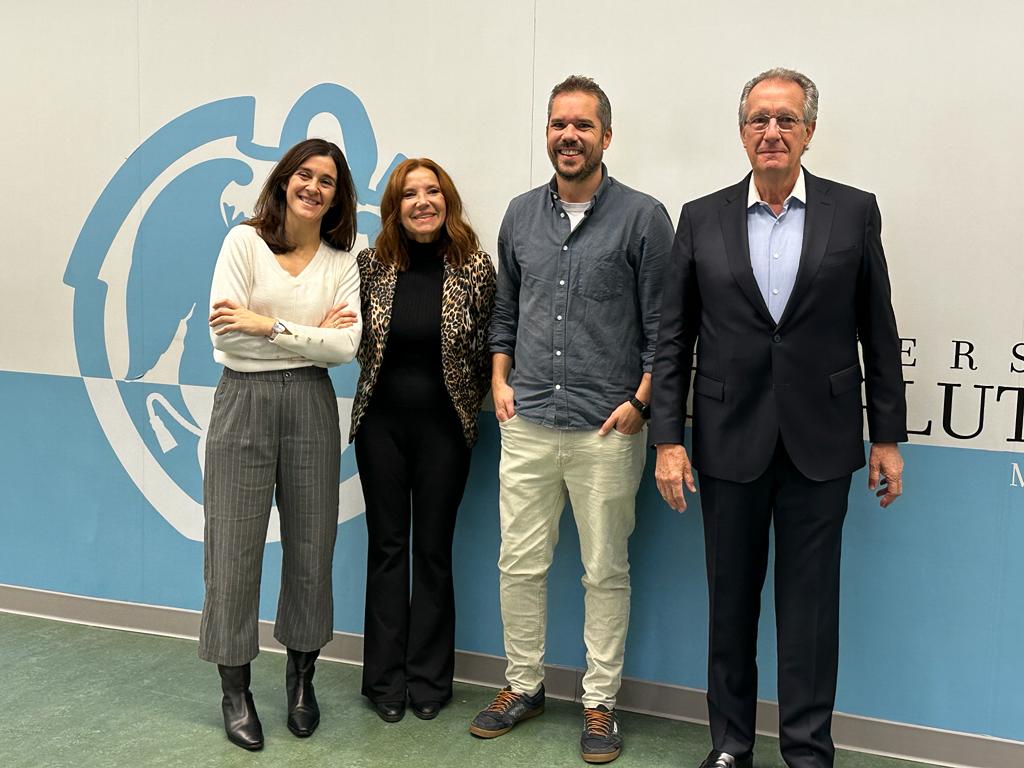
top-left (411, 701), bottom-right (441, 720)
top-left (375, 700), bottom-right (406, 723)
top-left (697, 750), bottom-right (753, 768)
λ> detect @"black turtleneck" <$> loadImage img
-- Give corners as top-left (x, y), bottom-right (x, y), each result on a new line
top-left (373, 239), bottom-right (448, 409)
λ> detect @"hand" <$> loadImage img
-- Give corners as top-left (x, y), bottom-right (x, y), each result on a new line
top-left (655, 444), bottom-right (697, 513)
top-left (868, 442), bottom-right (904, 508)
top-left (320, 303), bottom-right (357, 329)
top-left (209, 299), bottom-right (275, 337)
top-left (598, 401), bottom-right (644, 436)
top-left (492, 380), bottom-right (516, 422)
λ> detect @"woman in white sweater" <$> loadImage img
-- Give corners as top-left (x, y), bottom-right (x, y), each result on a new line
top-left (199, 138), bottom-right (362, 751)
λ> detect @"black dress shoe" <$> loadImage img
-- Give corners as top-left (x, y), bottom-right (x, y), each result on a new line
top-left (697, 750), bottom-right (753, 768)
top-left (286, 648), bottom-right (320, 737)
top-left (411, 701), bottom-right (441, 720)
top-left (375, 700), bottom-right (406, 723)
top-left (217, 663), bottom-right (264, 751)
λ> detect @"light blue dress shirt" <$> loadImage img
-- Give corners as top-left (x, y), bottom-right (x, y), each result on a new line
top-left (747, 170), bottom-right (806, 324)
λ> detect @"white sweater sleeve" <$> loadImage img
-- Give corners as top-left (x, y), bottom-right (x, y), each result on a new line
top-left (208, 227), bottom-right (293, 361)
top-left (271, 254), bottom-right (362, 364)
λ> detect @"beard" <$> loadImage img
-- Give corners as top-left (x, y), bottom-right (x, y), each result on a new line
top-left (548, 143), bottom-right (602, 183)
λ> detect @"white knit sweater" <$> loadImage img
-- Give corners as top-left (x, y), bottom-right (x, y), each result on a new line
top-left (208, 224), bottom-right (362, 372)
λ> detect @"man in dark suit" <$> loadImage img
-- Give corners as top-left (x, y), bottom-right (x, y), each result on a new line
top-left (649, 68), bottom-right (907, 768)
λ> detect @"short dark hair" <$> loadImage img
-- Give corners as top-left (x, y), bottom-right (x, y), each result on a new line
top-left (738, 67), bottom-right (819, 128)
top-left (547, 75), bottom-right (612, 132)
top-left (247, 138), bottom-right (358, 253)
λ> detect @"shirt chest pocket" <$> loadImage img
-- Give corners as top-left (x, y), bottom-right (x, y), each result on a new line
top-left (579, 249), bottom-right (630, 302)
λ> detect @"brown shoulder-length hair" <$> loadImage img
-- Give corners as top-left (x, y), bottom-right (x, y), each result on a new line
top-left (374, 158), bottom-right (480, 270)
top-left (247, 138), bottom-right (358, 254)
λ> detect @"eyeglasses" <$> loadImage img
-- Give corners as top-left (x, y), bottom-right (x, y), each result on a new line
top-left (745, 114), bottom-right (803, 132)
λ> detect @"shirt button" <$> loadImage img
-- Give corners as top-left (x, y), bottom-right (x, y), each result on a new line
top-left (772, 288), bottom-right (779, 295)
top-left (559, 279), bottom-right (565, 286)
top-left (555, 384), bottom-right (562, 390)
top-left (773, 253), bottom-right (780, 259)
top-left (555, 350), bottom-right (562, 356)
top-left (556, 315), bottom-right (562, 321)
top-left (562, 245), bottom-right (568, 251)
top-left (560, 213), bottom-right (566, 218)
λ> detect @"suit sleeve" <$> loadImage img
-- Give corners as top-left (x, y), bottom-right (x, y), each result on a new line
top-left (649, 203), bottom-right (702, 445)
top-left (857, 196), bottom-right (908, 443)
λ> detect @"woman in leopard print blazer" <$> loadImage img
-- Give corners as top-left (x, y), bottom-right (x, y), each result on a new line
top-left (349, 158), bottom-right (495, 722)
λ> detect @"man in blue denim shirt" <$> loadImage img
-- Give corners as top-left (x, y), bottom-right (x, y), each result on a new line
top-left (470, 75), bottom-right (673, 764)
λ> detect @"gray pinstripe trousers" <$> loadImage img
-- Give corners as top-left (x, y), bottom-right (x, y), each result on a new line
top-left (198, 366), bottom-right (340, 666)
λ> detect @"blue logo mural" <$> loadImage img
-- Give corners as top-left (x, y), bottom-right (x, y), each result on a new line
top-left (64, 84), bottom-right (403, 540)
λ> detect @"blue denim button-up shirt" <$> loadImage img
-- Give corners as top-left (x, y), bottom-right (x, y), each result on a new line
top-left (489, 168), bottom-right (674, 430)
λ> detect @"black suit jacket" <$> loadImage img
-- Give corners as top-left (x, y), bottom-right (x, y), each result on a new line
top-left (649, 169), bottom-right (908, 482)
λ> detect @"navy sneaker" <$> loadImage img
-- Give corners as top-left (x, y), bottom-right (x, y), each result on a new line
top-left (469, 685), bottom-right (545, 738)
top-left (580, 705), bottom-right (622, 763)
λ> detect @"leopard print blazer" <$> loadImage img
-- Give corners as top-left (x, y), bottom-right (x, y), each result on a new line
top-left (349, 247), bottom-right (497, 447)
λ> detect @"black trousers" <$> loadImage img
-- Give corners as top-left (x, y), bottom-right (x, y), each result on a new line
top-left (354, 401), bottom-right (471, 705)
top-left (699, 439), bottom-right (852, 768)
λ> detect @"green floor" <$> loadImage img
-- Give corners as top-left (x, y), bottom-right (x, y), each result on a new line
top-left (0, 612), bottom-right (932, 768)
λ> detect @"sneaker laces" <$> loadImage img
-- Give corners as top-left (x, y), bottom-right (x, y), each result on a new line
top-left (484, 688), bottom-right (522, 713)
top-left (584, 707), bottom-right (614, 737)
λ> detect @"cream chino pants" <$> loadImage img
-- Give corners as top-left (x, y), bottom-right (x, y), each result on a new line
top-left (497, 413), bottom-right (646, 709)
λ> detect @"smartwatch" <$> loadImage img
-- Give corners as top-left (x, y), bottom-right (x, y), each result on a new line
top-left (628, 396), bottom-right (650, 419)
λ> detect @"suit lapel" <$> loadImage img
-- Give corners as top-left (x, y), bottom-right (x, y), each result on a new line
top-left (777, 169), bottom-right (834, 329)
top-left (720, 175), bottom-right (774, 326)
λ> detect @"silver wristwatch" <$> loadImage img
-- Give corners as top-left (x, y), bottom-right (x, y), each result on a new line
top-left (268, 320), bottom-right (287, 341)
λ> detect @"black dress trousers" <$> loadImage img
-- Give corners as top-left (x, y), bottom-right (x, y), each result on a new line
top-left (699, 438), bottom-right (852, 768)
top-left (355, 400), bottom-right (471, 705)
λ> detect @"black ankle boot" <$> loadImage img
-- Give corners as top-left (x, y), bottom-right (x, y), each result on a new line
top-left (217, 663), bottom-right (264, 750)
top-left (286, 648), bottom-right (321, 737)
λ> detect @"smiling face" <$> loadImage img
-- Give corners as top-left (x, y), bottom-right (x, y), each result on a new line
top-left (283, 154), bottom-right (338, 227)
top-left (399, 167), bottom-right (447, 243)
top-left (546, 91), bottom-right (612, 184)
top-left (740, 78), bottom-right (815, 182)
